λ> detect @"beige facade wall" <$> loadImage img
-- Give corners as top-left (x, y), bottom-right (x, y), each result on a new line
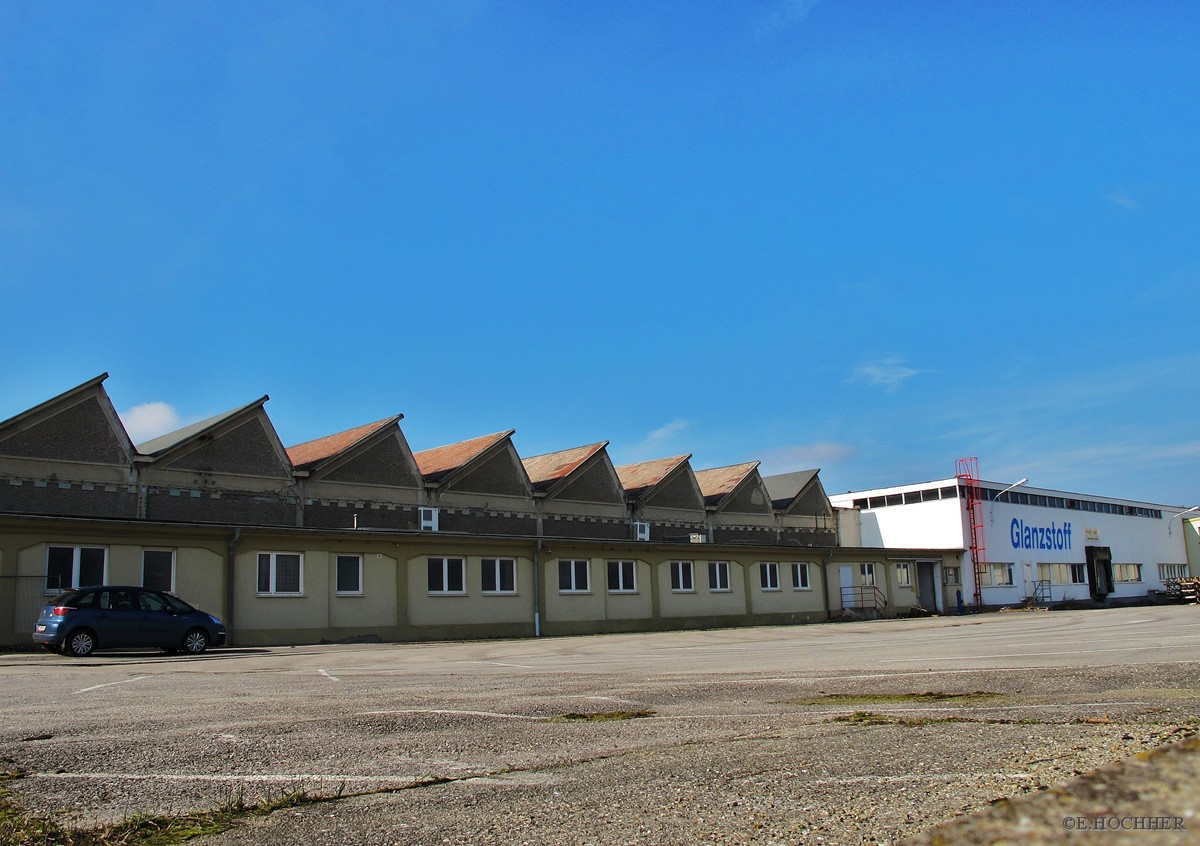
top-left (405, 552), bottom-right (533, 627)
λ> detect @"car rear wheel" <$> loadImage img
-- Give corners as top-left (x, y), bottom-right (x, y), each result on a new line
top-left (66, 629), bottom-right (97, 657)
top-left (183, 628), bottom-right (209, 655)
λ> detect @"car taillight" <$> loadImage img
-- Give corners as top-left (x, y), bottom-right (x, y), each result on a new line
top-left (52, 606), bottom-right (74, 616)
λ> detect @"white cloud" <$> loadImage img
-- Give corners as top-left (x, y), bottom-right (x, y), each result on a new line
top-left (613, 419), bottom-right (691, 464)
top-left (120, 402), bottom-right (182, 443)
top-left (852, 357), bottom-right (919, 392)
top-left (753, 0), bottom-right (824, 38)
top-left (758, 441), bottom-right (858, 473)
top-left (1105, 192), bottom-right (1139, 210)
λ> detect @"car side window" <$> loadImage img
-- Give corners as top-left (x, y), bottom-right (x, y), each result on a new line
top-left (110, 590), bottom-right (135, 611)
top-left (92, 590), bottom-right (112, 610)
top-left (139, 592), bottom-right (170, 612)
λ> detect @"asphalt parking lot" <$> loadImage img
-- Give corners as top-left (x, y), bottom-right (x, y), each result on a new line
top-left (3, 605), bottom-right (1200, 844)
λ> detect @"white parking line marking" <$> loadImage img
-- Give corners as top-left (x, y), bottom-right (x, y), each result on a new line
top-left (469, 660), bottom-right (536, 669)
top-left (35, 772), bottom-right (420, 783)
top-left (359, 708), bottom-right (543, 720)
top-left (318, 669), bottom-right (341, 682)
top-left (73, 676), bottom-right (149, 694)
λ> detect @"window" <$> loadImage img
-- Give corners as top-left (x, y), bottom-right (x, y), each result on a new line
top-left (419, 507), bottom-right (439, 531)
top-left (1159, 563), bottom-right (1188, 581)
top-left (257, 552), bottom-right (303, 595)
top-left (985, 562), bottom-right (1013, 586)
top-left (481, 558), bottom-right (516, 594)
top-left (1112, 563), bottom-right (1142, 583)
top-left (791, 563), bottom-right (810, 590)
top-left (760, 562), bottom-right (780, 591)
top-left (607, 560), bottom-right (636, 593)
top-left (336, 554), bottom-right (363, 595)
top-left (427, 557), bottom-right (465, 594)
top-left (708, 561), bottom-right (731, 592)
top-left (944, 566), bottom-right (961, 586)
top-left (670, 561), bottom-right (694, 592)
top-left (895, 562), bottom-right (912, 587)
top-left (859, 562), bottom-right (876, 586)
top-left (1037, 563), bottom-right (1085, 585)
top-left (45, 545), bottom-right (107, 593)
top-left (142, 549), bottom-right (174, 592)
top-left (559, 559), bottom-right (590, 593)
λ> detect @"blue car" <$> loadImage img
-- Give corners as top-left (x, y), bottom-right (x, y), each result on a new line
top-left (33, 586), bottom-right (226, 657)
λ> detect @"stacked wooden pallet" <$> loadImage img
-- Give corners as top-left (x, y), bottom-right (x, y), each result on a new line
top-left (1165, 578), bottom-right (1200, 603)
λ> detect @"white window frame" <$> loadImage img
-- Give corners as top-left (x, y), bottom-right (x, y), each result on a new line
top-left (944, 566), bottom-right (961, 586)
top-left (760, 562), bottom-right (780, 591)
top-left (558, 559), bottom-right (590, 593)
top-left (45, 545), bottom-right (108, 594)
top-left (633, 521), bottom-right (651, 541)
top-left (419, 506), bottom-right (439, 532)
top-left (257, 552), bottom-right (304, 596)
top-left (607, 560), bottom-right (636, 593)
top-left (985, 562), bottom-right (1014, 587)
top-left (481, 557), bottom-right (517, 594)
top-left (670, 561), bottom-right (694, 592)
top-left (895, 561), bottom-right (911, 587)
top-left (141, 548), bottom-right (176, 593)
top-left (1112, 563), bottom-right (1142, 583)
top-left (428, 556), bottom-right (466, 595)
top-left (790, 562), bottom-right (811, 590)
top-left (1159, 563), bottom-right (1188, 581)
top-left (335, 553), bottom-right (364, 596)
top-left (708, 561), bottom-right (731, 592)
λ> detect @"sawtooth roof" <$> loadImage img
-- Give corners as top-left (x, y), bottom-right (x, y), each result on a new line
top-left (522, 442), bottom-right (608, 493)
top-left (694, 461), bottom-right (761, 508)
top-left (614, 454), bottom-right (691, 499)
top-left (286, 416), bottom-right (401, 470)
top-left (413, 430), bottom-right (515, 483)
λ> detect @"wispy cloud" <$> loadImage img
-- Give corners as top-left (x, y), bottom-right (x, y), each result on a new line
top-left (851, 357), bottom-right (919, 392)
top-left (758, 441), bottom-right (858, 473)
top-left (753, 0), bottom-right (824, 38)
top-left (1105, 192), bottom-right (1139, 211)
top-left (120, 402), bottom-right (182, 443)
top-left (614, 419), bottom-right (691, 464)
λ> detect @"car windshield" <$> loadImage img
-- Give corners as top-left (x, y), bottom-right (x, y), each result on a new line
top-left (162, 593), bottom-right (195, 613)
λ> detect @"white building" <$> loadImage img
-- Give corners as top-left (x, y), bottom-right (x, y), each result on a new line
top-left (830, 477), bottom-right (1193, 612)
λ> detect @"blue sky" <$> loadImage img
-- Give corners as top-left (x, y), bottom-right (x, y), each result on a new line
top-left (2, 1), bottom-right (1198, 505)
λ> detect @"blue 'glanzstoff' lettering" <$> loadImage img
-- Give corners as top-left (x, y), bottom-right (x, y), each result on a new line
top-left (1010, 519), bottom-right (1072, 551)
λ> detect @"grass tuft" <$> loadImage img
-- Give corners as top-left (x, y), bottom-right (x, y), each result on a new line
top-left (547, 710), bottom-right (655, 723)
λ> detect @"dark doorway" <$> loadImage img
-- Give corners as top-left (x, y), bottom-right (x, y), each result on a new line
top-left (1086, 546), bottom-right (1113, 601)
top-left (916, 560), bottom-right (938, 612)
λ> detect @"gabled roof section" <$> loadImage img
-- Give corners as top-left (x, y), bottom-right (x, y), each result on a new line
top-left (137, 397), bottom-right (269, 457)
top-left (522, 442), bottom-right (608, 494)
top-left (135, 396), bottom-right (292, 480)
top-left (694, 461), bottom-right (761, 508)
top-left (696, 460), bottom-right (777, 513)
top-left (287, 416), bottom-right (401, 471)
top-left (762, 469), bottom-right (832, 516)
top-left (0, 373), bottom-right (136, 466)
top-left (614, 455), bottom-right (692, 500)
top-left (414, 430), bottom-right (516, 485)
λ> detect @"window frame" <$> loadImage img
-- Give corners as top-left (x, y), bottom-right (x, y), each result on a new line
top-left (1159, 563), bottom-right (1188, 581)
top-left (670, 561), bottom-right (694, 593)
top-left (141, 548), bottom-right (176, 593)
top-left (335, 553), bottom-right (364, 596)
top-left (558, 559), bottom-right (591, 593)
top-left (45, 545), bottom-right (108, 594)
top-left (944, 565), bottom-right (961, 586)
top-left (790, 562), bottom-right (811, 591)
top-left (1112, 563), bottom-right (1142, 583)
top-left (708, 561), bottom-right (731, 593)
top-left (859, 562), bottom-right (876, 586)
top-left (481, 557), bottom-right (517, 595)
top-left (895, 561), bottom-right (912, 587)
top-left (428, 556), bottom-right (466, 595)
top-left (985, 562), bottom-right (1014, 587)
top-left (760, 561), bottom-right (780, 591)
top-left (257, 551), bottom-right (304, 596)
top-left (606, 560), bottom-right (636, 593)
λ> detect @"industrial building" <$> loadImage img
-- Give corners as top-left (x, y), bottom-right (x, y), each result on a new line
top-left (829, 458), bottom-right (1195, 612)
top-left (0, 374), bottom-right (958, 647)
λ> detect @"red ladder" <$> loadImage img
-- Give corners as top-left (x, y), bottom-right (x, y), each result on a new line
top-left (955, 457), bottom-right (987, 607)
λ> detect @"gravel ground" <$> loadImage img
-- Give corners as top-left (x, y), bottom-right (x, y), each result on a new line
top-left (2, 608), bottom-right (1199, 844)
